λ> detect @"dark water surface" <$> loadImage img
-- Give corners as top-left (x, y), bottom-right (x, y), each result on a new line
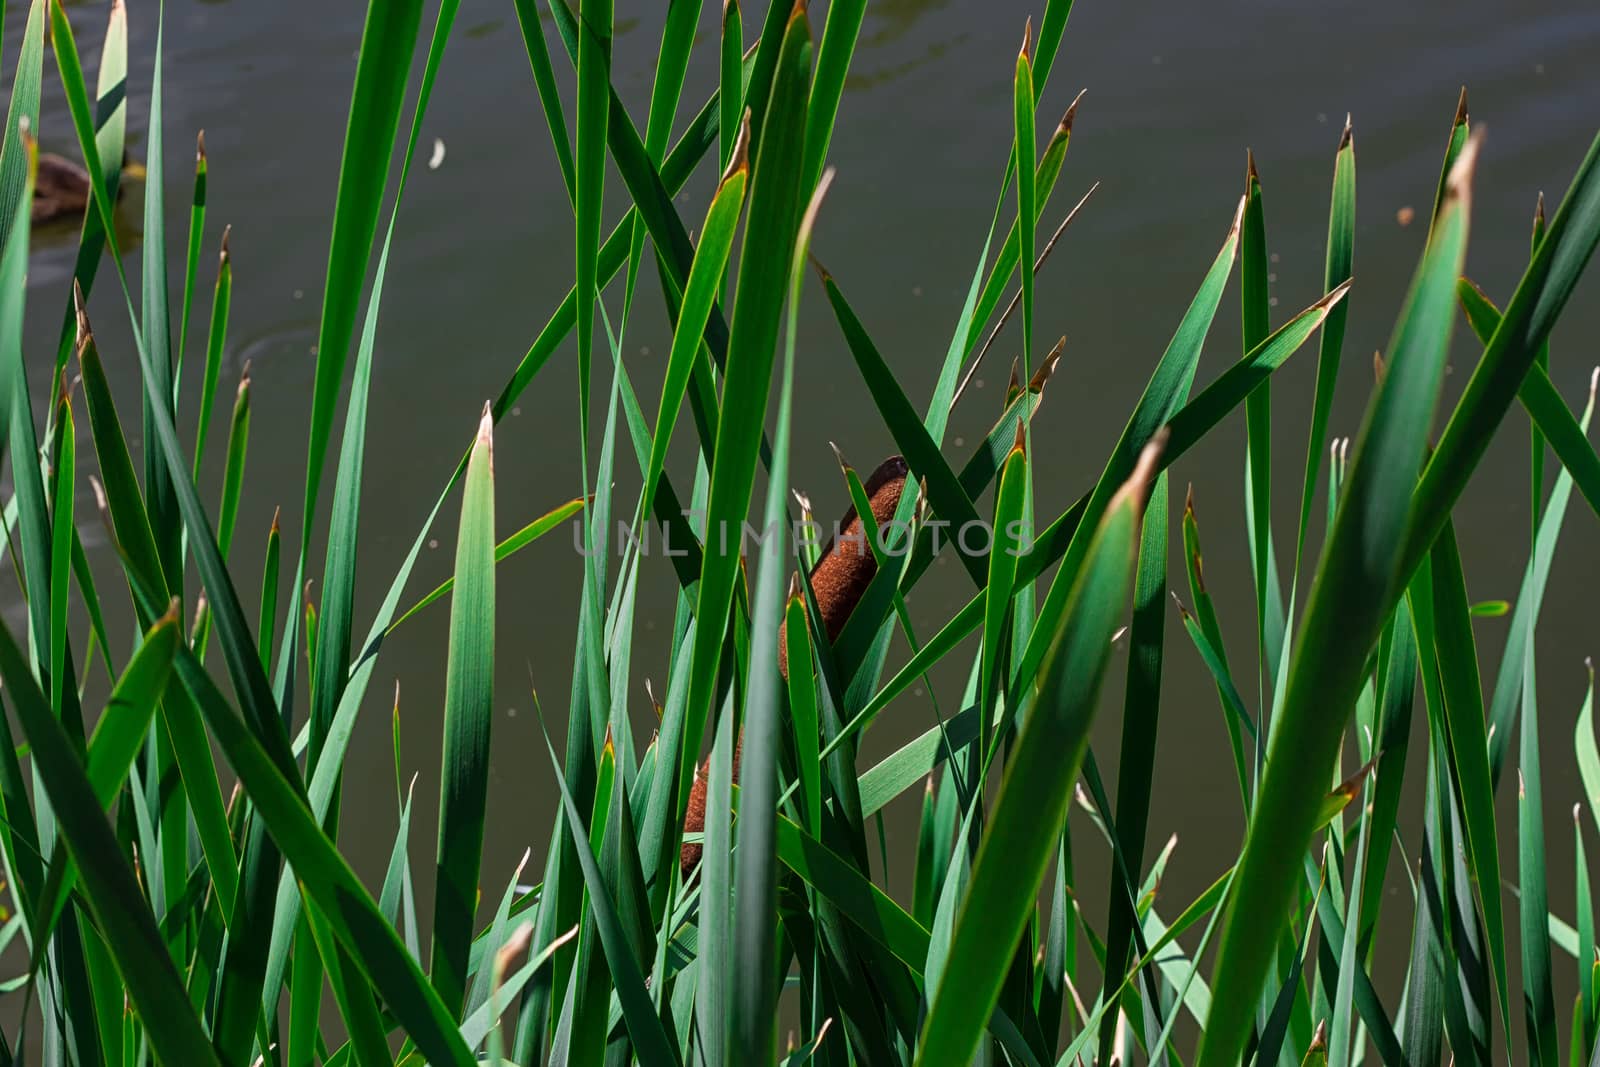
top-left (10, 0), bottom-right (1600, 1041)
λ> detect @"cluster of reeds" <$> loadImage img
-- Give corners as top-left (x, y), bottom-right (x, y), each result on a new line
top-left (2, 0), bottom-right (1600, 1064)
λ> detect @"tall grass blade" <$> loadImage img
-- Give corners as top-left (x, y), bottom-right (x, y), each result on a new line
top-left (915, 441), bottom-right (1158, 1067)
top-left (677, 3), bottom-right (812, 821)
top-left (1197, 136), bottom-right (1478, 1067)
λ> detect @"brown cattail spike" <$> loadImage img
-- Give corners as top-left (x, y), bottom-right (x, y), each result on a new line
top-left (682, 456), bottom-right (908, 875)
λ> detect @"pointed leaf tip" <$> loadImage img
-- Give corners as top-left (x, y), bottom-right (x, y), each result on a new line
top-left (1058, 88), bottom-right (1086, 134)
top-left (1339, 113), bottom-right (1353, 150)
top-left (828, 440), bottom-right (851, 472)
top-left (1246, 147), bottom-right (1259, 183)
top-left (219, 224), bottom-right (231, 265)
top-left (196, 129), bottom-right (206, 163)
top-left (1113, 430), bottom-right (1167, 515)
top-left (1454, 85), bottom-right (1469, 126)
top-left (1020, 17), bottom-right (1032, 61)
top-left (1029, 337), bottom-right (1066, 392)
top-left (1444, 127), bottom-right (1484, 208)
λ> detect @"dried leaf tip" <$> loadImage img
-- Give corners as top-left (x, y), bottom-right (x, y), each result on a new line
top-left (477, 400), bottom-right (494, 465)
top-left (238, 359), bottom-right (252, 392)
top-left (1029, 337), bottom-right (1065, 392)
top-left (1535, 190), bottom-right (1546, 228)
top-left (602, 723), bottom-right (615, 757)
top-left (1113, 429), bottom-right (1167, 515)
top-left (1453, 85), bottom-right (1469, 127)
top-left (1057, 88), bottom-right (1087, 135)
top-left (160, 596), bottom-right (182, 627)
top-left (196, 129), bottom-right (207, 164)
top-left (493, 922), bottom-right (535, 987)
top-left (1007, 356), bottom-right (1021, 396)
top-left (722, 108), bottom-right (752, 184)
top-left (1318, 277), bottom-right (1355, 313)
top-left (219, 224), bottom-right (232, 266)
top-left (1589, 366), bottom-right (1598, 406)
top-left (1011, 419), bottom-right (1026, 458)
top-left (1246, 147), bottom-right (1259, 184)
top-left (789, 0), bottom-right (807, 19)
top-left (1227, 192), bottom-right (1247, 242)
top-left (1019, 17), bottom-right (1032, 61)
top-left (799, 167), bottom-right (836, 240)
top-left (1338, 113), bottom-right (1353, 151)
top-left (1373, 349), bottom-right (1386, 384)
top-left (1443, 127), bottom-right (1484, 208)
top-left (73, 280), bottom-right (92, 354)
top-left (787, 571), bottom-right (801, 601)
top-left (270, 505), bottom-right (281, 536)
top-left (1308, 1020), bottom-right (1329, 1054)
top-left (828, 440), bottom-right (852, 473)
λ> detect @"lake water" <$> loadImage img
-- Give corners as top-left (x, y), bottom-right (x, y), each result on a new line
top-left (12, 0), bottom-right (1600, 1043)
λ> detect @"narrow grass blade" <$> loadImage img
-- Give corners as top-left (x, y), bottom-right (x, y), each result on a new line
top-left (1520, 625), bottom-right (1559, 1067)
top-left (538, 722), bottom-right (678, 1064)
top-left (0, 0), bottom-right (43, 259)
top-left (1014, 24), bottom-right (1035, 372)
top-left (731, 168), bottom-right (831, 1067)
top-left (639, 119), bottom-right (748, 523)
top-left (0, 620), bottom-right (219, 1065)
top-left (1400, 124), bottom-right (1600, 580)
top-left (1295, 119), bottom-right (1356, 583)
top-left (193, 228), bottom-right (232, 474)
top-left (176, 131), bottom-right (207, 387)
top-left (392, 497), bottom-right (585, 629)
top-left (1197, 137), bottom-right (1477, 1067)
top-left (677, 4), bottom-right (811, 819)
top-left (1098, 471), bottom-right (1168, 1061)
top-left (915, 442), bottom-right (1157, 1067)
top-left (217, 367), bottom-right (250, 557)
